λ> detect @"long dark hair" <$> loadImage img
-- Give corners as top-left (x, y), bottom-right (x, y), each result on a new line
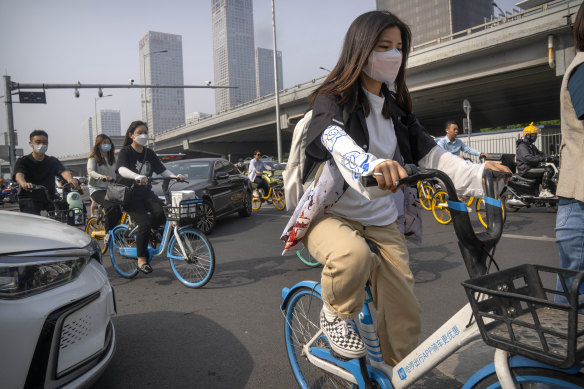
top-left (123, 120), bottom-right (148, 146)
top-left (574, 4), bottom-right (584, 51)
top-left (89, 134), bottom-right (115, 166)
top-left (310, 11), bottom-right (413, 117)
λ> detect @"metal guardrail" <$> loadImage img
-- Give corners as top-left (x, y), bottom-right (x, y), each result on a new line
top-left (461, 132), bottom-right (562, 163)
top-left (411, 0), bottom-right (571, 51)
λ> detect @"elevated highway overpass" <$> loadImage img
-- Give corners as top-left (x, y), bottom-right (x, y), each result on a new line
top-left (58, 0), bottom-right (579, 174)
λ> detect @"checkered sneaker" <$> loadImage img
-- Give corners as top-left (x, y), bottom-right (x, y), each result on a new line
top-left (320, 308), bottom-right (366, 359)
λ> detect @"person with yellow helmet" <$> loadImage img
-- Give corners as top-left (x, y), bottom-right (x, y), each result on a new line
top-left (515, 122), bottom-right (555, 198)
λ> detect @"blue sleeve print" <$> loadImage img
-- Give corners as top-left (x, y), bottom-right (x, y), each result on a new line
top-left (341, 151), bottom-right (370, 181)
top-left (321, 125), bottom-right (347, 152)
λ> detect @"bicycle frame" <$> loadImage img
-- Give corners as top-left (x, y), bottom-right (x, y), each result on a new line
top-left (282, 282), bottom-right (483, 388)
top-left (115, 219), bottom-right (192, 262)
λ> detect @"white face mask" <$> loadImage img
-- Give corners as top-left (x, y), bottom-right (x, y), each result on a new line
top-left (362, 48), bottom-right (402, 85)
top-left (33, 144), bottom-right (48, 155)
top-left (134, 133), bottom-right (148, 147)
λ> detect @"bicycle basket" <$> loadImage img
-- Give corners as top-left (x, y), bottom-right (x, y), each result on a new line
top-left (462, 264), bottom-right (584, 369)
top-left (163, 199), bottom-right (203, 221)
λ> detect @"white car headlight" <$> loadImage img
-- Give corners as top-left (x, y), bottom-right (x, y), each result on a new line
top-left (0, 252), bottom-right (89, 299)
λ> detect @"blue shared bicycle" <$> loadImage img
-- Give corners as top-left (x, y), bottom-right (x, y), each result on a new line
top-left (108, 178), bottom-right (215, 288)
top-left (282, 168), bottom-right (584, 388)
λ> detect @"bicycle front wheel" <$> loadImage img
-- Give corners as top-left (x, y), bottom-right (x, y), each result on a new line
top-left (252, 197), bottom-right (262, 210)
top-left (272, 189), bottom-right (285, 210)
top-left (418, 184), bottom-right (435, 211)
top-left (432, 191), bottom-right (452, 224)
top-left (283, 287), bottom-right (353, 388)
top-left (168, 228), bottom-right (215, 288)
top-left (109, 225), bottom-right (138, 279)
top-left (468, 367), bottom-right (584, 388)
top-left (296, 244), bottom-right (321, 268)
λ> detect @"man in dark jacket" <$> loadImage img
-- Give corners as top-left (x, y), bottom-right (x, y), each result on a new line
top-left (515, 123), bottom-right (555, 198)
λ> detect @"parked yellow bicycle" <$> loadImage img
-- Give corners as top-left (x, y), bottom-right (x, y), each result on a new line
top-left (251, 172), bottom-right (285, 211)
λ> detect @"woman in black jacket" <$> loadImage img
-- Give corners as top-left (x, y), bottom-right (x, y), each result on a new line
top-left (297, 11), bottom-right (510, 365)
top-left (116, 120), bottom-right (183, 274)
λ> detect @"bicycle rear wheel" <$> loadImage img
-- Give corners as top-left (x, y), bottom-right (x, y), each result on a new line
top-left (109, 225), bottom-right (139, 279)
top-left (85, 216), bottom-right (108, 254)
top-left (476, 197), bottom-right (505, 229)
top-left (272, 189), bottom-right (286, 210)
top-left (432, 191), bottom-right (452, 224)
top-left (168, 228), bottom-right (215, 288)
top-left (283, 287), bottom-right (353, 388)
top-left (469, 367), bottom-right (584, 388)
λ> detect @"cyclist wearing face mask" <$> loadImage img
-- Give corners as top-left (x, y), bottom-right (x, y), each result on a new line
top-left (13, 129), bottom-right (79, 215)
top-left (115, 120), bottom-right (184, 274)
top-left (282, 11), bottom-right (511, 365)
top-left (87, 134), bottom-right (121, 234)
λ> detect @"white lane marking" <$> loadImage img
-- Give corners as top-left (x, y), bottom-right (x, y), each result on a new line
top-left (502, 234), bottom-right (556, 242)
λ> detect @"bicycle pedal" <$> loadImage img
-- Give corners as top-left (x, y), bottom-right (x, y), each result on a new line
top-left (330, 349), bottom-right (352, 362)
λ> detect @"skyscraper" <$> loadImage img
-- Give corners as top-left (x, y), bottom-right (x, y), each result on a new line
top-left (211, 0), bottom-right (257, 112)
top-left (83, 117), bottom-right (93, 153)
top-left (139, 31), bottom-right (185, 134)
top-left (96, 110), bottom-right (122, 138)
top-left (255, 48), bottom-right (283, 98)
top-left (376, 0), bottom-right (493, 47)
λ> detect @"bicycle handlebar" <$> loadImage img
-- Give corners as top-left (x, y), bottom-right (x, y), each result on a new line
top-left (362, 165), bottom-right (511, 278)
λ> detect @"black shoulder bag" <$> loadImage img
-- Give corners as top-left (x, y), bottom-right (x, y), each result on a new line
top-left (105, 148), bottom-right (148, 204)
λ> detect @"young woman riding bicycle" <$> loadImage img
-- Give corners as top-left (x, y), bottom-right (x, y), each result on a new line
top-left (281, 10), bottom-right (510, 365)
top-left (87, 134), bottom-right (122, 235)
top-left (116, 120), bottom-right (184, 274)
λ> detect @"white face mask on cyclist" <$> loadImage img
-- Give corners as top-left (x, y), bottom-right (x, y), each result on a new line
top-left (33, 144), bottom-right (48, 155)
top-left (133, 133), bottom-right (148, 147)
top-left (362, 48), bottom-right (402, 85)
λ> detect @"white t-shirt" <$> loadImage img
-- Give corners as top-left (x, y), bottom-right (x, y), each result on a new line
top-left (326, 89), bottom-right (399, 226)
top-left (321, 88), bottom-right (486, 226)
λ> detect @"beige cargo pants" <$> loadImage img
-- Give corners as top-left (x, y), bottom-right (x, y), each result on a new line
top-left (304, 215), bottom-right (421, 366)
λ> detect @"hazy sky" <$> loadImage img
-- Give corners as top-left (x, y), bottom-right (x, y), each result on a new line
top-left (0, 0), bottom-right (519, 157)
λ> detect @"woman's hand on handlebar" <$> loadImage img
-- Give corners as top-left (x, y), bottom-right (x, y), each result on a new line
top-left (135, 176), bottom-right (148, 185)
top-left (373, 160), bottom-right (408, 192)
top-left (175, 174), bottom-right (185, 182)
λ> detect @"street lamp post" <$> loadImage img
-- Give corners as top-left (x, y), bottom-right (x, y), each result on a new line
top-left (94, 94), bottom-right (113, 141)
top-left (142, 49), bottom-right (168, 131)
top-left (271, 0), bottom-right (282, 163)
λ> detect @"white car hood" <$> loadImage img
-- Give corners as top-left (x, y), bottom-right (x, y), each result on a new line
top-left (0, 210), bottom-right (91, 254)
